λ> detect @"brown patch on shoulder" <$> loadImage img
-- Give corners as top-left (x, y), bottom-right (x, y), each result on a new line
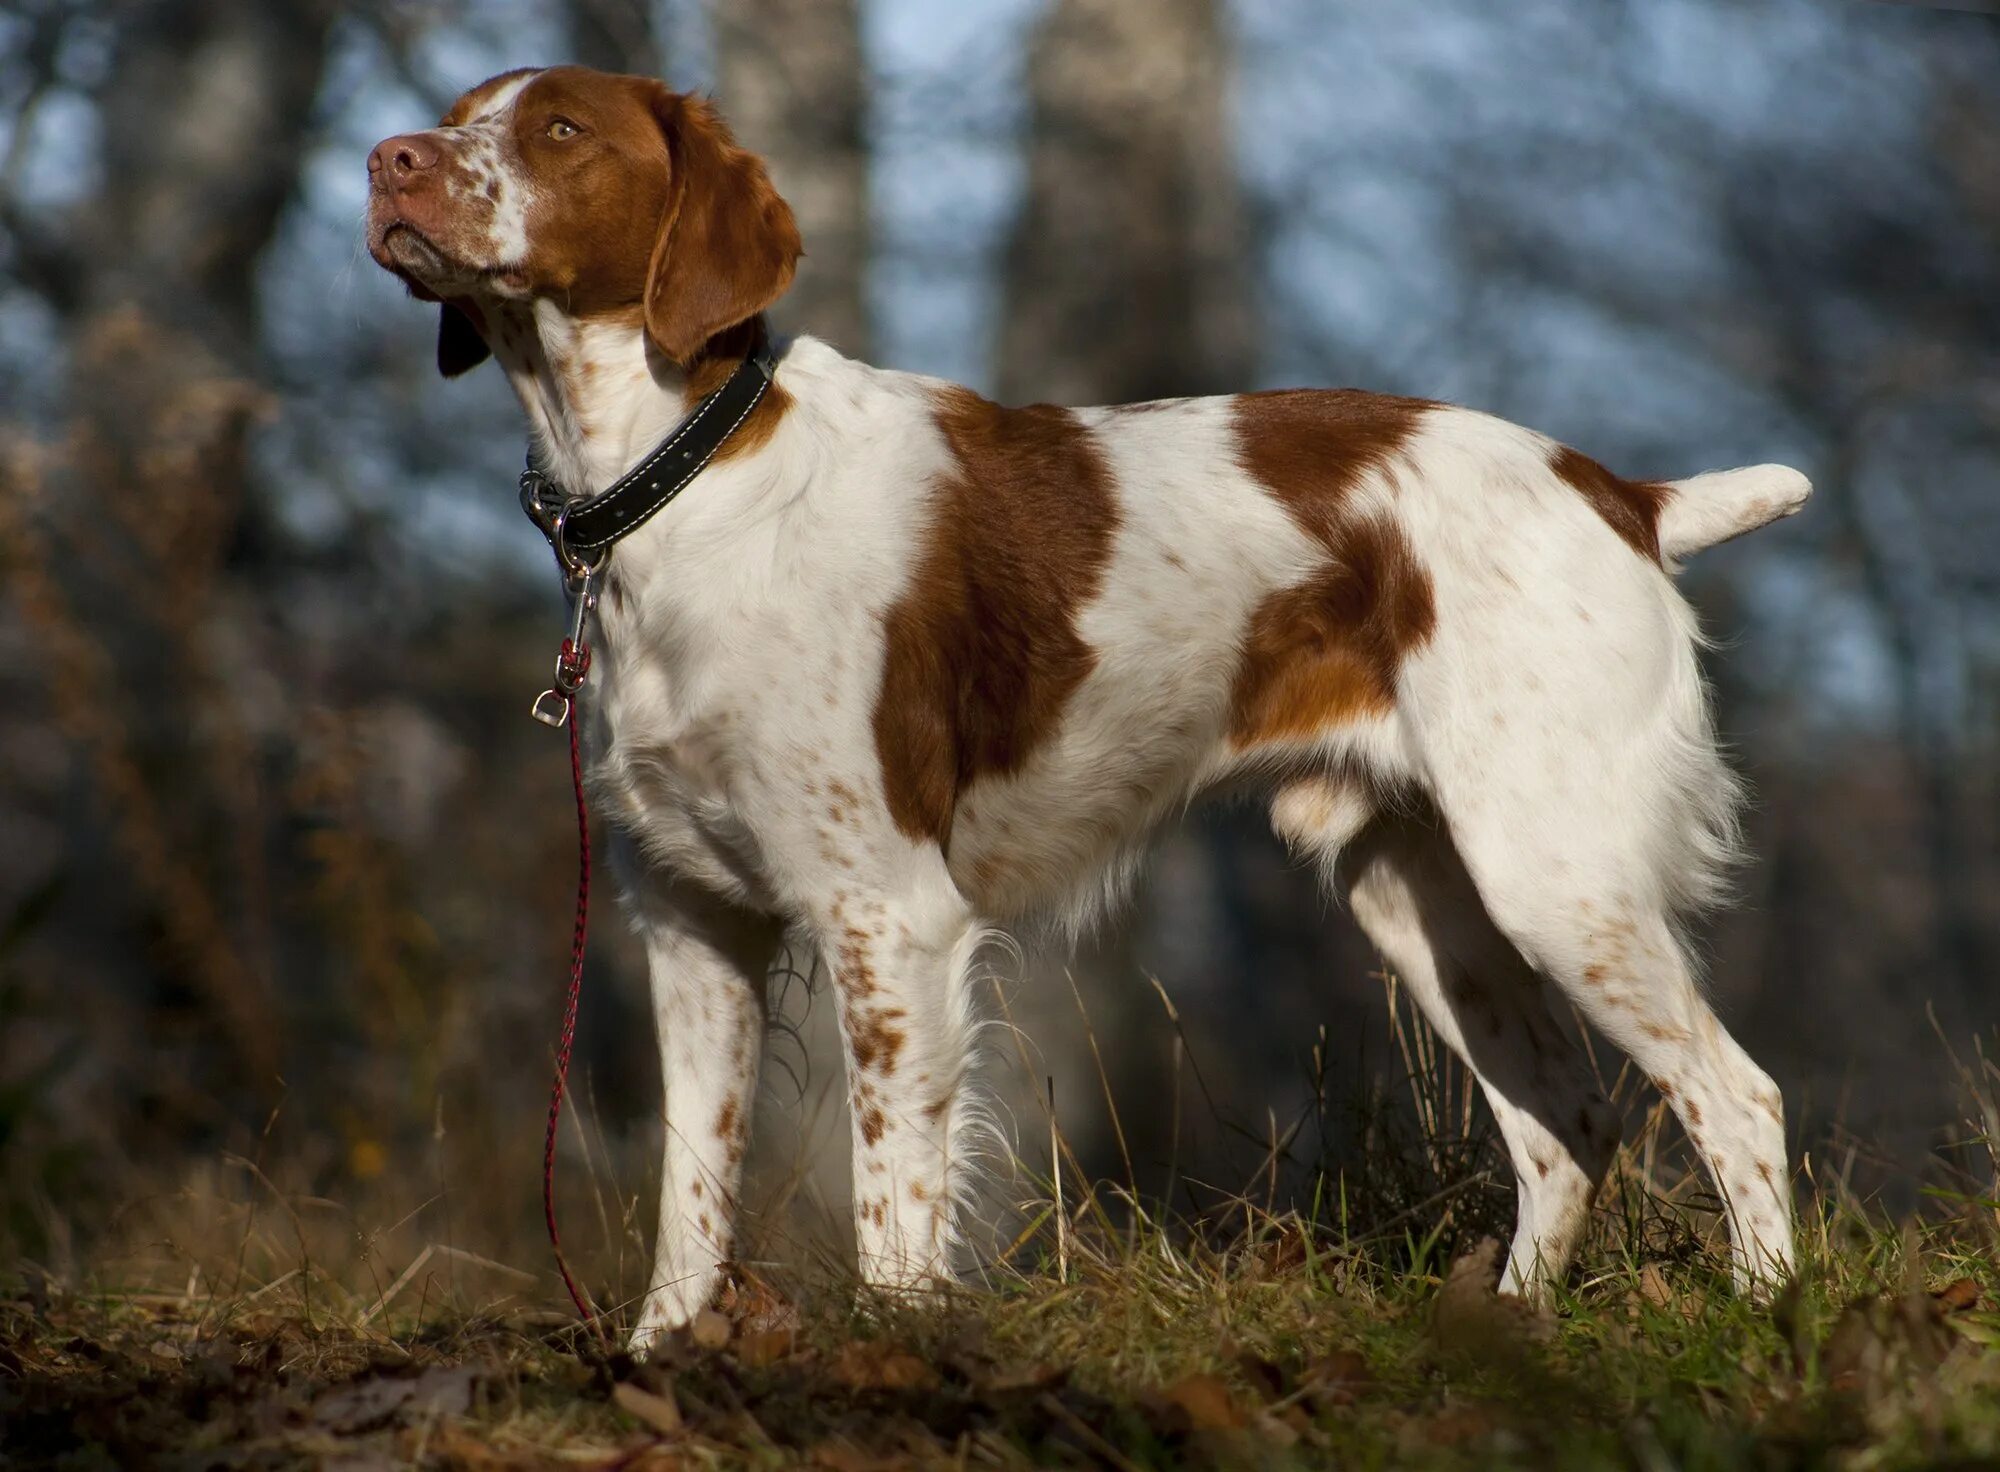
top-left (1226, 391), bottom-right (1436, 748)
top-left (1550, 446), bottom-right (1670, 563)
top-left (873, 385), bottom-right (1121, 843)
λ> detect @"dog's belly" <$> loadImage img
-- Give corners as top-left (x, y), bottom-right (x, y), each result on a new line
top-left (937, 649), bottom-right (1254, 924)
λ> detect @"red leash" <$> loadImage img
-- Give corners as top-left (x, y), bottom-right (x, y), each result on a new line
top-left (536, 609), bottom-right (605, 1333)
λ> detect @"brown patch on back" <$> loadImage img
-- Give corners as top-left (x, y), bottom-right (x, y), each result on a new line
top-left (1225, 391), bottom-right (1437, 748)
top-left (1550, 446), bottom-right (1670, 563)
top-left (1234, 389), bottom-right (1431, 540)
top-left (1229, 515), bottom-right (1436, 744)
top-left (873, 386), bottom-right (1121, 844)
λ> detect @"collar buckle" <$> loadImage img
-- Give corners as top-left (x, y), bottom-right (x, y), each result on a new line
top-left (519, 465), bottom-right (563, 540)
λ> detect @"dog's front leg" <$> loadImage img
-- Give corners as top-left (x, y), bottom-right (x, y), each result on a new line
top-left (819, 889), bottom-right (982, 1297)
top-left (625, 881), bottom-right (780, 1356)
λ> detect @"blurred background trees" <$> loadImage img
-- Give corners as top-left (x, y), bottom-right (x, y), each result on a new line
top-left (1, 0), bottom-right (1995, 1289)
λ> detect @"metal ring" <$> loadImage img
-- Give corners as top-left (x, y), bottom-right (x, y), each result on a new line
top-left (549, 504), bottom-right (610, 581)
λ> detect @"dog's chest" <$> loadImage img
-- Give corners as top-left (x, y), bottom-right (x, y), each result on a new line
top-left (583, 564), bottom-right (881, 908)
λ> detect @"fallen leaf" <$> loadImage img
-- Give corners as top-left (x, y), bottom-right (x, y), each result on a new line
top-left (1404, 1403), bottom-right (1507, 1449)
top-left (689, 1308), bottom-right (732, 1352)
top-left (717, 1273), bottom-right (802, 1334)
top-left (830, 1341), bottom-right (937, 1392)
top-left (734, 1327), bottom-right (797, 1367)
top-left (810, 1440), bottom-right (912, 1471)
top-left (1635, 1263), bottom-right (1674, 1310)
top-left (981, 1362), bottom-right (1068, 1395)
top-left (1824, 1285), bottom-right (1961, 1411)
top-left (408, 1423), bottom-right (517, 1470)
top-left (1934, 1278), bottom-right (1981, 1314)
top-left (1155, 1372), bottom-right (1245, 1432)
top-left (1431, 1239), bottom-right (1555, 1373)
top-left (1300, 1348), bottom-right (1371, 1408)
top-left (312, 1367), bottom-right (481, 1436)
top-left (614, 1380), bottom-right (685, 1436)
top-left (1234, 1352), bottom-right (1286, 1401)
top-left (1257, 1227), bottom-right (1310, 1277)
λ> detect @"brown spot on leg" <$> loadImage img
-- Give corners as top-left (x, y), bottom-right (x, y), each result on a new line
top-left (859, 1104), bottom-right (887, 1146)
top-left (849, 1006), bottom-right (908, 1076)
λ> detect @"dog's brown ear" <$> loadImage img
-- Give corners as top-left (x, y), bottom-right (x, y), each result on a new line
top-left (642, 90), bottom-right (801, 365)
top-left (437, 300), bottom-right (491, 377)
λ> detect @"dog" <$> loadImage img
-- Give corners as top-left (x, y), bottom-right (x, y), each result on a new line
top-left (367, 65), bottom-right (1810, 1351)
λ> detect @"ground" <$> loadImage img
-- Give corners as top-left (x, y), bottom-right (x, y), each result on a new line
top-left (10, 984), bottom-right (2000, 1469)
top-left (8, 1190), bottom-right (2000, 1471)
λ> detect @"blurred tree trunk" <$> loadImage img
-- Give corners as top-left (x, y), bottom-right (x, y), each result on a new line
top-left (564, 0), bottom-right (663, 78)
top-left (999, 0), bottom-right (1250, 404)
top-left (5, 0), bottom-right (338, 1092)
top-left (715, 0), bottom-right (872, 357)
top-left (993, 0), bottom-right (1256, 1201)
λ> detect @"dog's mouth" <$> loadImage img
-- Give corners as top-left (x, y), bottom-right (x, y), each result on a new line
top-left (374, 220), bottom-right (529, 300)
top-left (375, 221), bottom-right (462, 288)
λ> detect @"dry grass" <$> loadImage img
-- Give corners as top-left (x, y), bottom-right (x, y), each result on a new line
top-left (12, 980), bottom-right (2000, 1469)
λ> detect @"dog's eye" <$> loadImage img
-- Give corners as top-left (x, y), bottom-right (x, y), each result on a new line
top-left (547, 118), bottom-right (580, 141)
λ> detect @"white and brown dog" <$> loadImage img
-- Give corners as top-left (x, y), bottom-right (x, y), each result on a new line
top-left (367, 66), bottom-right (1809, 1350)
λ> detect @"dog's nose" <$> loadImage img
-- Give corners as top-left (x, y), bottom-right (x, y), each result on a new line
top-left (368, 133), bottom-right (441, 186)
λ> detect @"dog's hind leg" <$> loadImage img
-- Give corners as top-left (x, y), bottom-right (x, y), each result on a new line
top-left (1404, 577), bottom-right (1794, 1292)
top-left (1279, 780), bottom-right (1619, 1296)
top-left (625, 880), bottom-right (782, 1355)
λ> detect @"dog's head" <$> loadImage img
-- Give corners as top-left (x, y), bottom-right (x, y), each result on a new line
top-left (366, 66), bottom-right (801, 375)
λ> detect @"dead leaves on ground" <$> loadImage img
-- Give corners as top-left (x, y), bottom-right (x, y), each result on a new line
top-left (1430, 1238), bottom-right (1556, 1372)
top-left (18, 1240), bottom-right (2000, 1470)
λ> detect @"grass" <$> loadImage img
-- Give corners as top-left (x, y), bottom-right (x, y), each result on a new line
top-left (10, 982), bottom-right (2000, 1469)
top-left (11, 1134), bottom-right (2000, 1468)
top-left (7, 1194), bottom-right (2000, 1469)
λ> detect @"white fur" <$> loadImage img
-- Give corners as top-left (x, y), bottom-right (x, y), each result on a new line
top-left (377, 85), bottom-right (1810, 1341)
top-left (557, 338), bottom-right (1802, 1345)
top-left (1659, 464), bottom-right (1813, 564)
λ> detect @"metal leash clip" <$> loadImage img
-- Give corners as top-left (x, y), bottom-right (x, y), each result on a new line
top-left (531, 504), bottom-right (608, 728)
top-left (531, 563), bottom-right (597, 727)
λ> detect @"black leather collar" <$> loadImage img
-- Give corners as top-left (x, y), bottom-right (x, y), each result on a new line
top-left (519, 344), bottom-right (777, 563)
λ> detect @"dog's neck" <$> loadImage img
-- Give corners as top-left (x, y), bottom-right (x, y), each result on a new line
top-left (487, 299), bottom-right (732, 500)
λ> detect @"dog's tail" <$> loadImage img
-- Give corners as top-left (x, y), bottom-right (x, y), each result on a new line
top-left (1658, 464), bottom-right (1811, 562)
